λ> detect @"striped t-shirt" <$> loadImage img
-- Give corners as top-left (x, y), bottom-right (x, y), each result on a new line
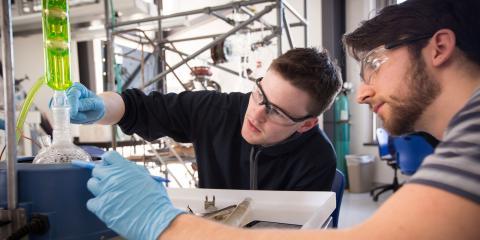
top-left (408, 88), bottom-right (480, 204)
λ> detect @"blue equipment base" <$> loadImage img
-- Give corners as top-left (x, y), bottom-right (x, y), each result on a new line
top-left (0, 162), bottom-right (116, 239)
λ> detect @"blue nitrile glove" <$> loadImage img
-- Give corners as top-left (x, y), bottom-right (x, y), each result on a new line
top-left (0, 118), bottom-right (4, 130)
top-left (66, 82), bottom-right (105, 124)
top-left (83, 151), bottom-right (184, 240)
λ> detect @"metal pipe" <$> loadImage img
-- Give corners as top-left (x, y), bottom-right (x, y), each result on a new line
top-left (147, 141), bottom-right (184, 188)
top-left (210, 11), bottom-right (235, 26)
top-left (115, 32), bottom-right (151, 45)
top-left (156, 0), bottom-right (167, 92)
top-left (290, 22), bottom-right (306, 27)
top-left (143, 4), bottom-right (275, 89)
top-left (164, 46), bottom-right (255, 81)
top-left (165, 62), bottom-right (189, 91)
top-left (303, 0), bottom-right (308, 47)
top-left (119, 24), bottom-right (300, 45)
top-left (282, 8), bottom-right (294, 49)
top-left (111, 0), bottom-right (275, 29)
top-left (114, 29), bottom-right (156, 46)
top-left (164, 138), bottom-right (196, 182)
top-left (283, 0), bottom-right (309, 26)
top-left (162, 26), bottom-right (278, 44)
top-left (276, 0), bottom-right (283, 56)
top-left (239, 6), bottom-right (273, 29)
top-left (104, 0), bottom-right (117, 150)
top-left (122, 53), bottom-right (153, 91)
top-left (251, 31), bottom-right (277, 50)
top-left (168, 43), bottom-right (194, 74)
top-left (163, 33), bottom-right (223, 44)
top-left (1, 0), bottom-right (18, 210)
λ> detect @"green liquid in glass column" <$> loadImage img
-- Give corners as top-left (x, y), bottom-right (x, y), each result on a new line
top-left (42, 0), bottom-right (72, 91)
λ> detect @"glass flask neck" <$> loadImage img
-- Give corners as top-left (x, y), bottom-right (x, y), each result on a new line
top-left (51, 91), bottom-right (72, 144)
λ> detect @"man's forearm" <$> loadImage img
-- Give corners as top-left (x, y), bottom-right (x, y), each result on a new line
top-left (97, 92), bottom-right (125, 125)
top-left (159, 214), bottom-right (353, 240)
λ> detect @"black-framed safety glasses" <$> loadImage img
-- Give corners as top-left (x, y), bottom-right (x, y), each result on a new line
top-left (251, 78), bottom-right (313, 125)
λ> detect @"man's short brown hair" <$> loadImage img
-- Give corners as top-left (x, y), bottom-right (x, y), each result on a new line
top-left (269, 48), bottom-right (342, 116)
top-left (343, 0), bottom-right (480, 66)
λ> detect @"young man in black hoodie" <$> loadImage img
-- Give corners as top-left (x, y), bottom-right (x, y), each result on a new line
top-left (68, 47), bottom-right (342, 191)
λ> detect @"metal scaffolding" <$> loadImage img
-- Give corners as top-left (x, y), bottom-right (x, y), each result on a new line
top-left (101, 0), bottom-right (309, 185)
top-left (103, 0), bottom-right (309, 147)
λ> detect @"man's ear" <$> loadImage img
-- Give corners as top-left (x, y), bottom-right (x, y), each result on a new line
top-left (297, 117), bottom-right (318, 133)
top-left (429, 29), bottom-right (456, 67)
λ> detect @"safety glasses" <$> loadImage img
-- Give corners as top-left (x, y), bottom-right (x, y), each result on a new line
top-left (251, 78), bottom-right (313, 125)
top-left (360, 34), bottom-right (432, 85)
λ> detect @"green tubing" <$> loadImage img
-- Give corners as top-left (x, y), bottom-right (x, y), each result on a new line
top-left (16, 76), bottom-right (45, 143)
top-left (42, 0), bottom-right (72, 91)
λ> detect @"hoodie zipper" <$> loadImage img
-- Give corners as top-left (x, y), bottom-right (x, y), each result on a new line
top-left (249, 146), bottom-right (262, 190)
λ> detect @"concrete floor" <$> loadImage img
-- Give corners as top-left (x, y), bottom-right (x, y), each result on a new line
top-left (337, 190), bottom-right (393, 229)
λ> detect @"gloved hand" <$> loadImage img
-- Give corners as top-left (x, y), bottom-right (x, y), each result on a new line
top-left (0, 118), bottom-right (4, 130)
top-left (66, 82), bottom-right (105, 124)
top-left (81, 151), bottom-right (184, 240)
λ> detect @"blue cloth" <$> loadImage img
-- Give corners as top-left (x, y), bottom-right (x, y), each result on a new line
top-left (0, 118), bottom-right (4, 130)
top-left (66, 83), bottom-right (105, 124)
top-left (75, 151), bottom-right (184, 240)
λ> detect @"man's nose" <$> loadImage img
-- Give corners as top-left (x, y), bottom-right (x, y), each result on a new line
top-left (251, 103), bottom-right (268, 123)
top-left (356, 83), bottom-right (375, 104)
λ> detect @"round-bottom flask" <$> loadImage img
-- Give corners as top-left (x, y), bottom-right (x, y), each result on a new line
top-left (33, 91), bottom-right (91, 164)
top-left (33, 141), bottom-right (92, 164)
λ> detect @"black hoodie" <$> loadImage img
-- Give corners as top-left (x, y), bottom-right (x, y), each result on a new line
top-left (119, 89), bottom-right (336, 191)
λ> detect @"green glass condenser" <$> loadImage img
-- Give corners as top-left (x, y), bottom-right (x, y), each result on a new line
top-left (42, 0), bottom-right (73, 91)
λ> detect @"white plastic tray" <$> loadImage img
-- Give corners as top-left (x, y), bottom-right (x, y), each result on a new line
top-left (167, 188), bottom-right (336, 229)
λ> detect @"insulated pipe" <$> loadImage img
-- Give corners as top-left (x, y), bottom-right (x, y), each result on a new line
top-left (1, 0), bottom-right (18, 210)
top-left (143, 4), bottom-right (276, 89)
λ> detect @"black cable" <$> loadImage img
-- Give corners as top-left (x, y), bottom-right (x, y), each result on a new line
top-left (7, 214), bottom-right (49, 240)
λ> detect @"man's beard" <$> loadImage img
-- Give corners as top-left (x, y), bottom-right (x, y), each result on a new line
top-left (382, 56), bottom-right (441, 136)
